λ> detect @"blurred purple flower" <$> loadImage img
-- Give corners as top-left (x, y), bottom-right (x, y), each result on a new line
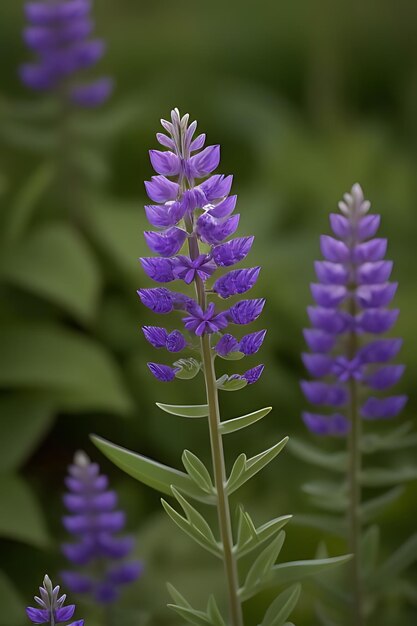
top-left (61, 451), bottom-right (142, 604)
top-left (20, 0), bottom-right (112, 107)
top-left (301, 184), bottom-right (407, 436)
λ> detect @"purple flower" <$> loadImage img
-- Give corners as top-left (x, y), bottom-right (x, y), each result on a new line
top-left (215, 334), bottom-right (240, 356)
top-left (148, 363), bottom-right (178, 382)
top-left (183, 302), bottom-right (229, 336)
top-left (20, 0), bottom-right (112, 107)
top-left (26, 575), bottom-right (84, 625)
top-left (61, 452), bottom-right (142, 604)
top-left (213, 267), bottom-right (261, 298)
top-left (229, 299), bottom-right (266, 325)
top-left (301, 184), bottom-right (407, 436)
top-left (242, 365), bottom-right (264, 385)
top-left (138, 109), bottom-right (266, 383)
top-left (173, 255), bottom-right (217, 284)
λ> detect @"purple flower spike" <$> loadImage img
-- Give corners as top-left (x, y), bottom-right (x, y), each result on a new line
top-left (301, 184), bottom-right (407, 436)
top-left (26, 575), bottom-right (84, 625)
top-left (61, 452), bottom-right (143, 604)
top-left (139, 109), bottom-right (266, 383)
top-left (20, 1), bottom-right (112, 107)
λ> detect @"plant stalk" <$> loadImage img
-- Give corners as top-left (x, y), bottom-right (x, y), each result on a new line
top-left (185, 215), bottom-right (243, 626)
top-left (347, 265), bottom-right (364, 626)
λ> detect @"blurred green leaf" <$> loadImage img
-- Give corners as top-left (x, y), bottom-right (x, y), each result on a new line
top-left (1, 223), bottom-right (102, 323)
top-left (360, 486), bottom-right (404, 523)
top-left (2, 163), bottom-right (54, 245)
top-left (360, 466), bottom-right (417, 487)
top-left (361, 525), bottom-right (380, 578)
top-left (371, 533), bottom-right (417, 592)
top-left (0, 474), bottom-right (49, 547)
top-left (0, 570), bottom-right (25, 626)
top-left (0, 393), bottom-right (53, 472)
top-left (0, 323), bottom-right (131, 414)
top-left (288, 438), bottom-right (347, 473)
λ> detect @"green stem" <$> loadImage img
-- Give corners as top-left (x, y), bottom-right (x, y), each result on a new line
top-left (200, 333), bottom-right (244, 626)
top-left (184, 216), bottom-right (243, 626)
top-left (347, 285), bottom-right (364, 625)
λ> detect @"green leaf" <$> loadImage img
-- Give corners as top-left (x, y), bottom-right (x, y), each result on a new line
top-left (166, 582), bottom-right (192, 608)
top-left (235, 507), bottom-right (292, 559)
top-left (261, 584), bottom-right (301, 626)
top-left (161, 499), bottom-right (222, 559)
top-left (242, 555), bottom-right (352, 600)
top-left (1, 122), bottom-right (57, 153)
top-left (168, 603), bottom-right (210, 626)
top-left (171, 487), bottom-right (217, 544)
top-left (292, 514), bottom-right (346, 537)
top-left (182, 451), bottom-right (213, 494)
top-left (0, 474), bottom-right (49, 547)
top-left (0, 393), bottom-right (53, 472)
top-left (236, 506), bottom-right (257, 553)
top-left (228, 438), bottom-right (288, 495)
top-left (1, 223), bottom-right (101, 323)
top-left (156, 403), bottom-right (208, 418)
top-left (242, 531), bottom-right (286, 598)
top-left (361, 525), bottom-right (380, 578)
top-left (220, 407), bottom-right (272, 435)
top-left (371, 533), bottom-right (417, 591)
top-left (288, 438), bottom-right (346, 473)
top-left (3, 163), bottom-right (54, 245)
top-left (361, 422), bottom-right (417, 453)
top-left (92, 436), bottom-right (215, 504)
top-left (360, 466), bottom-right (417, 487)
top-left (0, 324), bottom-right (131, 414)
top-left (217, 375), bottom-right (248, 391)
top-left (206, 596), bottom-right (226, 626)
top-left (360, 486), bottom-right (404, 523)
top-left (0, 570), bottom-right (25, 626)
top-left (174, 358), bottom-right (202, 380)
top-left (227, 454), bottom-right (247, 492)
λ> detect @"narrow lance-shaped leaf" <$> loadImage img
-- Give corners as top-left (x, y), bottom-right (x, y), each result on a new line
top-left (182, 450), bottom-right (214, 494)
top-left (228, 438), bottom-right (288, 495)
top-left (237, 514), bottom-right (293, 559)
top-left (261, 584), bottom-right (301, 626)
top-left (242, 531), bottom-right (286, 598)
top-left (371, 533), bottom-right (417, 592)
top-left (220, 407), bottom-right (272, 435)
top-left (288, 438), bottom-right (347, 473)
top-left (156, 403), bottom-right (209, 418)
top-left (206, 596), bottom-right (227, 626)
top-left (92, 436), bottom-right (215, 504)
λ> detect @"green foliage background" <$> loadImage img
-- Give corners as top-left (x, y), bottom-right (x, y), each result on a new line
top-left (0, 0), bottom-right (416, 624)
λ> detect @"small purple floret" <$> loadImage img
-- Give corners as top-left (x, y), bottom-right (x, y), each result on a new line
top-left (26, 575), bottom-right (84, 625)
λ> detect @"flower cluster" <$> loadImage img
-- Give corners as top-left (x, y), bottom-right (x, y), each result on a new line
top-left (20, 0), bottom-right (113, 107)
top-left (61, 451), bottom-right (142, 603)
top-left (301, 184), bottom-right (407, 436)
top-left (26, 575), bottom-right (83, 625)
top-left (138, 108), bottom-right (265, 384)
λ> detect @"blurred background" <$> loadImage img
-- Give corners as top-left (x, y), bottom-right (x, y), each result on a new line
top-left (0, 0), bottom-right (417, 624)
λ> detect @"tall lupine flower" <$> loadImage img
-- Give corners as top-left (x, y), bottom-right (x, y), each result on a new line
top-left (298, 184), bottom-right (409, 626)
top-left (26, 575), bottom-right (83, 625)
top-left (92, 109), bottom-right (350, 626)
top-left (20, 0), bottom-right (113, 107)
top-left (61, 451), bottom-right (143, 604)
top-left (138, 108), bottom-right (266, 387)
top-left (301, 183), bottom-right (407, 435)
